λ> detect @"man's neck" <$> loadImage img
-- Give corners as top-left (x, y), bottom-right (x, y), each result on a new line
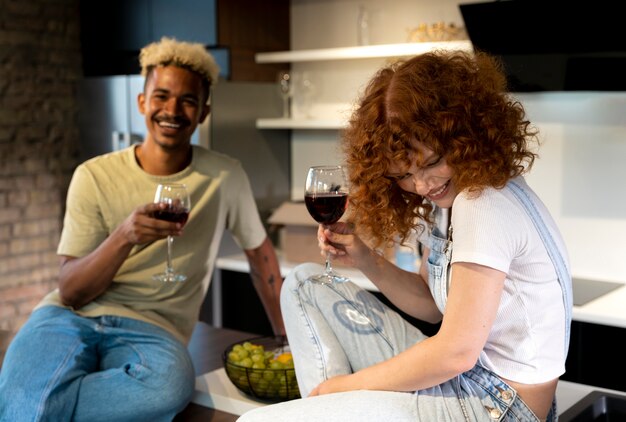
top-left (135, 141), bottom-right (192, 176)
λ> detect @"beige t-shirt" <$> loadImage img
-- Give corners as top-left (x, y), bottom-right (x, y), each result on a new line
top-left (37, 145), bottom-right (267, 344)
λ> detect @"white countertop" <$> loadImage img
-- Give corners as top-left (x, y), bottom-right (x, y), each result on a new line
top-left (192, 368), bottom-right (622, 417)
top-left (215, 253), bottom-right (626, 329)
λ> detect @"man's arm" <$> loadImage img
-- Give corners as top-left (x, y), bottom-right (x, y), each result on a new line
top-left (58, 202), bottom-right (182, 309)
top-left (244, 237), bottom-right (285, 336)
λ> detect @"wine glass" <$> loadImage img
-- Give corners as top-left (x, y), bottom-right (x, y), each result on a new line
top-left (304, 165), bottom-right (349, 284)
top-left (297, 71), bottom-right (315, 119)
top-left (277, 70), bottom-right (293, 118)
top-left (152, 183), bottom-right (191, 282)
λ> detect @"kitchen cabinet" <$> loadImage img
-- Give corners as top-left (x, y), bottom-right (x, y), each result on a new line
top-left (254, 40), bottom-right (473, 129)
top-left (210, 269), bottom-right (441, 338)
top-left (80, 0), bottom-right (217, 76)
top-left (79, 0), bottom-right (290, 81)
top-left (562, 321), bottom-right (626, 392)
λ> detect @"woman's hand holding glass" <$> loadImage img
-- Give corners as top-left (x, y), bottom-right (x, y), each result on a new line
top-left (304, 166), bottom-right (350, 284)
top-left (316, 220), bottom-right (372, 270)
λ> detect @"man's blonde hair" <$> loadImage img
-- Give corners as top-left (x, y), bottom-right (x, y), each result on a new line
top-left (139, 37), bottom-right (220, 86)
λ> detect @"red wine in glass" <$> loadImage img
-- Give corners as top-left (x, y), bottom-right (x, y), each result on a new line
top-left (304, 166), bottom-right (349, 284)
top-left (304, 193), bottom-right (348, 224)
top-left (154, 206), bottom-right (189, 225)
top-left (152, 183), bottom-right (191, 282)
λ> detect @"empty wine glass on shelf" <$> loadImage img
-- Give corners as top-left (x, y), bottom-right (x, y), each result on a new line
top-left (297, 71), bottom-right (315, 119)
top-left (277, 70), bottom-right (293, 118)
top-left (152, 183), bottom-right (191, 282)
top-left (304, 165), bottom-right (349, 284)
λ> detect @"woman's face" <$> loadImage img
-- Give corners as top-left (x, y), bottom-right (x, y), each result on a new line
top-left (385, 142), bottom-right (457, 208)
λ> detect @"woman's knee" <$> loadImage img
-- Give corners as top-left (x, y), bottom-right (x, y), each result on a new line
top-left (280, 263), bottom-right (320, 306)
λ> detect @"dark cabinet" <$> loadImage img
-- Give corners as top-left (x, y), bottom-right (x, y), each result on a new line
top-left (212, 271), bottom-right (441, 338)
top-left (80, 0), bottom-right (216, 49)
top-left (80, 0), bottom-right (216, 76)
top-left (151, 0), bottom-right (217, 46)
top-left (562, 321), bottom-right (626, 392)
top-left (79, 0), bottom-right (289, 81)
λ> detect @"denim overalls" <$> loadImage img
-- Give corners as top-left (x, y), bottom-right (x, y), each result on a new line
top-left (425, 180), bottom-right (572, 421)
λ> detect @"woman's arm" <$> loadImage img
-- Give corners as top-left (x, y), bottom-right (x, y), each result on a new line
top-left (321, 224), bottom-right (442, 323)
top-left (310, 261), bottom-right (506, 395)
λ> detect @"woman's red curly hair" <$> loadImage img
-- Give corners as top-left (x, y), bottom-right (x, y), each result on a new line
top-left (342, 50), bottom-right (539, 249)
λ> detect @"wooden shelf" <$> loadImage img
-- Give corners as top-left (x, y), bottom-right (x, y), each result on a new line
top-left (255, 41), bottom-right (473, 130)
top-left (256, 118), bottom-right (346, 130)
top-left (255, 40), bottom-right (473, 63)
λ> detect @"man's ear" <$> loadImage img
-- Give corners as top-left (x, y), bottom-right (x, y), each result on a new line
top-left (199, 104), bottom-right (211, 123)
top-left (137, 92), bottom-right (146, 115)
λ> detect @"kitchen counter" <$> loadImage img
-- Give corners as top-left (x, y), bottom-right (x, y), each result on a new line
top-left (214, 253), bottom-right (626, 329)
top-left (180, 322), bottom-right (625, 420)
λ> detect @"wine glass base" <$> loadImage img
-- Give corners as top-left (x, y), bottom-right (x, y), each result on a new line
top-left (306, 272), bottom-right (349, 285)
top-left (153, 273), bottom-right (187, 283)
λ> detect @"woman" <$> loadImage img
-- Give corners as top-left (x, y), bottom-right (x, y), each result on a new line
top-left (239, 50), bottom-right (572, 422)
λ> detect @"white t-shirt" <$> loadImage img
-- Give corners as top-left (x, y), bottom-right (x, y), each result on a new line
top-left (450, 177), bottom-right (569, 384)
top-left (37, 145), bottom-right (267, 344)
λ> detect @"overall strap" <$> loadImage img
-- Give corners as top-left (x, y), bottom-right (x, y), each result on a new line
top-left (507, 180), bottom-right (573, 356)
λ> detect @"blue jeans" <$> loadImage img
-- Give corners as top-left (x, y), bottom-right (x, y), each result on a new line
top-left (0, 306), bottom-right (195, 422)
top-left (238, 264), bottom-right (555, 422)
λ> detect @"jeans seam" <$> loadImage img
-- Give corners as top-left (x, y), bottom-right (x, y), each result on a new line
top-left (35, 336), bottom-right (83, 420)
top-left (296, 279), bottom-right (330, 383)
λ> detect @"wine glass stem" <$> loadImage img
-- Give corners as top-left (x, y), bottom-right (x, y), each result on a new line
top-left (324, 251), bottom-right (333, 275)
top-left (166, 235), bottom-right (174, 274)
top-left (282, 96), bottom-right (290, 118)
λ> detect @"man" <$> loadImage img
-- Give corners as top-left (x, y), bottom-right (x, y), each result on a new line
top-left (0, 37), bottom-right (285, 421)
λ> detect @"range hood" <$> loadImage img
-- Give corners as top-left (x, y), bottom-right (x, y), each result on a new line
top-left (459, 1), bottom-right (626, 92)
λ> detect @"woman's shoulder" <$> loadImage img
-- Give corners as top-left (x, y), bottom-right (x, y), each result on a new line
top-left (455, 184), bottom-right (514, 207)
top-left (454, 182), bottom-right (530, 224)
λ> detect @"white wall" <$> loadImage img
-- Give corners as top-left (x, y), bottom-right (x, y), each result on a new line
top-left (288, 0), bottom-right (626, 282)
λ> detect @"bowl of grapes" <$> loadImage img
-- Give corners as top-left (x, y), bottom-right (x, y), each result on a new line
top-left (222, 336), bottom-right (301, 402)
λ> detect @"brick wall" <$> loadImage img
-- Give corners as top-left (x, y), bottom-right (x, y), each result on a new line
top-left (0, 0), bottom-right (81, 363)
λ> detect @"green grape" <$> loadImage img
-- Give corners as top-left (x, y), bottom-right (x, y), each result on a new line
top-left (227, 351), bottom-right (240, 362)
top-left (232, 344), bottom-right (244, 353)
top-left (252, 362), bottom-right (266, 369)
top-left (237, 375), bottom-right (249, 387)
top-left (255, 378), bottom-right (269, 393)
top-left (269, 360), bottom-right (285, 370)
top-left (248, 371), bottom-right (261, 383)
top-left (239, 357), bottom-right (253, 368)
top-left (236, 349), bottom-right (250, 360)
top-left (251, 353), bottom-right (264, 363)
top-left (242, 341), bottom-right (254, 351)
top-left (262, 370), bottom-right (275, 381)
